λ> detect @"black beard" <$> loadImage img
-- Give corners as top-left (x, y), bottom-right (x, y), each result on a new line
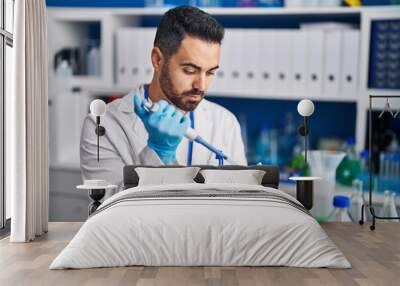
top-left (159, 63), bottom-right (205, 112)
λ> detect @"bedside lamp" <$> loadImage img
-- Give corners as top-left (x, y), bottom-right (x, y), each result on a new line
top-left (289, 99), bottom-right (320, 210)
top-left (297, 99), bottom-right (314, 166)
top-left (90, 99), bottom-right (107, 162)
top-left (76, 99), bottom-right (114, 216)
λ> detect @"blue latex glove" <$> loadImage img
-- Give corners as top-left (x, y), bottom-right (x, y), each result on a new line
top-left (133, 95), bottom-right (189, 164)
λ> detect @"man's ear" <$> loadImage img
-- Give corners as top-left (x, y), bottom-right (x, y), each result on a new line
top-left (151, 47), bottom-right (164, 72)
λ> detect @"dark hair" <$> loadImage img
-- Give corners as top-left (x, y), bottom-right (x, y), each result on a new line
top-left (154, 6), bottom-right (224, 58)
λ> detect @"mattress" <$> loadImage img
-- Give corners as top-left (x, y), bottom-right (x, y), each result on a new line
top-left (50, 183), bottom-right (351, 269)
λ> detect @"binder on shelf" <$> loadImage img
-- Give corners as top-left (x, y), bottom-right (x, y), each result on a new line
top-left (225, 29), bottom-right (244, 95)
top-left (242, 29), bottom-right (261, 95)
top-left (274, 30), bottom-right (293, 95)
top-left (290, 31), bottom-right (307, 96)
top-left (323, 30), bottom-right (342, 96)
top-left (126, 29), bottom-right (142, 87)
top-left (141, 28), bottom-right (156, 85)
top-left (340, 30), bottom-right (360, 97)
top-left (209, 28), bottom-right (231, 94)
top-left (116, 29), bottom-right (132, 87)
top-left (259, 30), bottom-right (277, 95)
top-left (305, 30), bottom-right (324, 97)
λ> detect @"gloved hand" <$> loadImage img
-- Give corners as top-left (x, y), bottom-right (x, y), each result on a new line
top-left (133, 95), bottom-right (189, 164)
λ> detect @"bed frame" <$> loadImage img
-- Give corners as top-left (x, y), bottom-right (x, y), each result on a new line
top-left (123, 165), bottom-right (280, 189)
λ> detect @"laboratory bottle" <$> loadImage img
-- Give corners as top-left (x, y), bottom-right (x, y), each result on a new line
top-left (336, 137), bottom-right (361, 186)
top-left (356, 150), bottom-right (370, 191)
top-left (253, 124), bottom-right (272, 165)
top-left (359, 150), bottom-right (370, 173)
top-left (279, 112), bottom-right (296, 167)
top-left (328, 196), bottom-right (352, 222)
top-left (87, 45), bottom-right (101, 76)
top-left (54, 60), bottom-right (72, 94)
top-left (379, 190), bottom-right (399, 222)
top-left (349, 179), bottom-right (367, 222)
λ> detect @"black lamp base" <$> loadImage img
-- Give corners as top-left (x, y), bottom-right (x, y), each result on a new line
top-left (289, 177), bottom-right (321, 210)
top-left (296, 180), bottom-right (314, 210)
top-left (88, 189), bottom-right (106, 215)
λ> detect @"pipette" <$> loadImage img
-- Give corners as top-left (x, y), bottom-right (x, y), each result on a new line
top-left (143, 101), bottom-right (230, 165)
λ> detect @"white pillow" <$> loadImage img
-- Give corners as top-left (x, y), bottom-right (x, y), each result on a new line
top-left (135, 167), bottom-right (200, 186)
top-left (200, 169), bottom-right (266, 185)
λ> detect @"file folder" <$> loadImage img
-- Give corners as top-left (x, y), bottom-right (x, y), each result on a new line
top-left (305, 30), bottom-right (324, 96)
top-left (340, 30), bottom-right (360, 97)
top-left (259, 30), bottom-right (277, 95)
top-left (141, 28), bottom-right (156, 85)
top-left (225, 29), bottom-right (244, 95)
top-left (208, 28), bottom-right (231, 94)
top-left (291, 31), bottom-right (307, 96)
top-left (274, 30), bottom-right (293, 95)
top-left (127, 29), bottom-right (142, 87)
top-left (242, 29), bottom-right (261, 95)
top-left (116, 29), bottom-right (132, 87)
top-left (324, 30), bottom-right (342, 96)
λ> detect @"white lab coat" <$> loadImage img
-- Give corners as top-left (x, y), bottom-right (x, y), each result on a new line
top-left (80, 85), bottom-right (247, 194)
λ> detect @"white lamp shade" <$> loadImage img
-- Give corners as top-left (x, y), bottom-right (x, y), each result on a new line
top-left (90, 99), bottom-right (107, 116)
top-left (297, 99), bottom-right (315, 117)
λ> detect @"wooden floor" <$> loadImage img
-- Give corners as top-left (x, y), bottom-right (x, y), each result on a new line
top-left (0, 222), bottom-right (399, 286)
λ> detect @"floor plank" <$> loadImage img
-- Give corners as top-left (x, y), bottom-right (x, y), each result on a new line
top-left (0, 222), bottom-right (399, 286)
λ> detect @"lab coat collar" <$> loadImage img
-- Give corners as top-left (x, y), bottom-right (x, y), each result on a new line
top-left (118, 85), bottom-right (145, 114)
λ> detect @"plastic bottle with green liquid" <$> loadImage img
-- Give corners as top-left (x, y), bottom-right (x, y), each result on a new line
top-left (336, 137), bottom-right (361, 186)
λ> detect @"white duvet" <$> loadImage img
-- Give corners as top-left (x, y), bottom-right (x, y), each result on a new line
top-left (50, 183), bottom-right (351, 269)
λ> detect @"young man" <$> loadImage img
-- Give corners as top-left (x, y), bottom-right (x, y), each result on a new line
top-left (80, 6), bottom-right (247, 189)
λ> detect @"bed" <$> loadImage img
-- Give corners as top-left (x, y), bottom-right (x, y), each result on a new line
top-left (50, 165), bottom-right (350, 269)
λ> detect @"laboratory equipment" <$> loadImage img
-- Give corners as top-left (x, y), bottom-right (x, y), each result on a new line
top-left (328, 195), bottom-right (352, 222)
top-left (308, 150), bottom-right (346, 222)
top-left (279, 112), bottom-right (296, 168)
top-left (142, 100), bottom-right (229, 166)
top-left (253, 124), bottom-right (275, 165)
top-left (87, 43), bottom-right (101, 76)
top-left (356, 150), bottom-right (370, 191)
top-left (349, 179), bottom-right (368, 222)
top-left (89, 99), bottom-right (107, 162)
top-left (336, 137), bottom-right (361, 186)
top-left (378, 152), bottom-right (400, 193)
top-left (378, 191), bottom-right (399, 222)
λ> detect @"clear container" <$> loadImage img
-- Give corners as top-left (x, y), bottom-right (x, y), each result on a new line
top-left (359, 149), bottom-right (370, 173)
top-left (87, 45), bottom-right (101, 76)
top-left (336, 137), bottom-right (361, 186)
top-left (329, 195), bottom-right (352, 222)
top-left (379, 190), bottom-right (399, 222)
top-left (349, 179), bottom-right (368, 222)
top-left (342, 137), bottom-right (357, 160)
top-left (253, 124), bottom-right (276, 165)
top-left (308, 150), bottom-right (346, 222)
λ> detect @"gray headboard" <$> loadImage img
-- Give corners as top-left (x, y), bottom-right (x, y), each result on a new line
top-left (123, 165), bottom-right (280, 189)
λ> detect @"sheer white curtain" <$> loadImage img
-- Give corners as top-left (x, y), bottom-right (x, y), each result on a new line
top-left (7, 0), bottom-right (49, 242)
